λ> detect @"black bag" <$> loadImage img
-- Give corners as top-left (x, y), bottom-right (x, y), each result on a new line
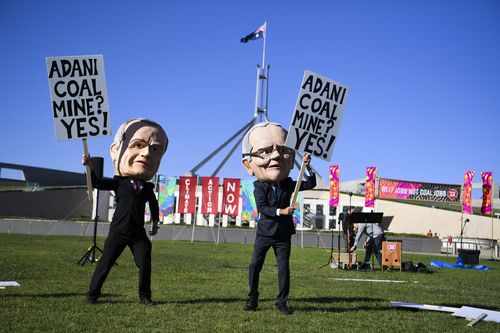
top-left (416, 262), bottom-right (432, 274)
top-left (402, 261), bottom-right (416, 272)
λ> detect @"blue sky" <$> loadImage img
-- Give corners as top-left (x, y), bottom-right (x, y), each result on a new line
top-left (1, 0), bottom-right (499, 191)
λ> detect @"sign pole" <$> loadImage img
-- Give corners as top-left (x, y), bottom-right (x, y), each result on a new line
top-left (190, 214), bottom-right (196, 243)
top-left (82, 138), bottom-right (93, 202)
top-left (491, 183), bottom-right (495, 259)
top-left (217, 213), bottom-right (221, 244)
top-left (291, 160), bottom-right (307, 206)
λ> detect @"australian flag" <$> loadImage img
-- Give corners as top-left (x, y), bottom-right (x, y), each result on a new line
top-left (240, 23), bottom-right (266, 43)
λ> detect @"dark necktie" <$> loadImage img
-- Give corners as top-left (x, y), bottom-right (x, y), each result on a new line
top-left (273, 185), bottom-right (281, 202)
top-left (131, 179), bottom-right (138, 193)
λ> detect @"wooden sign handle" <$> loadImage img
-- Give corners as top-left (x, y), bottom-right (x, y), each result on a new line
top-left (291, 160), bottom-right (307, 206)
top-left (82, 138), bottom-right (93, 202)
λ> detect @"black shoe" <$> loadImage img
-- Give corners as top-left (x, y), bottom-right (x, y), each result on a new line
top-left (276, 303), bottom-right (292, 315)
top-left (139, 296), bottom-right (154, 306)
top-left (86, 296), bottom-right (98, 304)
top-left (244, 299), bottom-right (258, 311)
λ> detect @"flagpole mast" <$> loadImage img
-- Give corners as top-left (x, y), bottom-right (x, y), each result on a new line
top-left (256, 22), bottom-right (269, 122)
top-left (491, 175), bottom-right (495, 259)
top-left (262, 22), bottom-right (267, 70)
top-left (491, 196), bottom-right (494, 259)
top-left (253, 65), bottom-right (260, 119)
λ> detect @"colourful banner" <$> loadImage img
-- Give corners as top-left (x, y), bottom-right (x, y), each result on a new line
top-left (201, 177), bottom-right (219, 214)
top-left (365, 166), bottom-right (376, 208)
top-left (159, 176), bottom-right (177, 218)
top-left (378, 178), bottom-right (461, 203)
top-left (329, 165), bottom-right (340, 207)
top-left (222, 178), bottom-right (240, 216)
top-left (178, 176), bottom-right (197, 214)
top-left (292, 192), bottom-right (302, 225)
top-left (462, 170), bottom-right (475, 214)
top-left (241, 179), bottom-right (258, 221)
top-left (481, 171), bottom-right (493, 215)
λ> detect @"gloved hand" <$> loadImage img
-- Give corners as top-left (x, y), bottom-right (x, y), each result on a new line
top-left (349, 245), bottom-right (357, 253)
top-left (149, 220), bottom-right (159, 236)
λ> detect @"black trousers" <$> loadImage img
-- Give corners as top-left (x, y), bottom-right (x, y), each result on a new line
top-left (248, 235), bottom-right (291, 305)
top-left (88, 231), bottom-right (152, 298)
top-left (364, 234), bottom-right (385, 267)
top-left (342, 231), bottom-right (355, 250)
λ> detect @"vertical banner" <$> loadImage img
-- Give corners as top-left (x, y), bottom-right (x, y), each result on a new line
top-left (178, 176), bottom-right (197, 214)
top-left (159, 176), bottom-right (177, 218)
top-left (481, 171), bottom-right (493, 215)
top-left (201, 177), bottom-right (220, 214)
top-left (365, 166), bottom-right (377, 208)
top-left (292, 192), bottom-right (302, 225)
top-left (329, 165), bottom-right (340, 207)
top-left (46, 55), bottom-right (111, 140)
top-left (222, 178), bottom-right (240, 216)
top-left (462, 170), bottom-right (475, 214)
top-left (241, 179), bottom-right (258, 221)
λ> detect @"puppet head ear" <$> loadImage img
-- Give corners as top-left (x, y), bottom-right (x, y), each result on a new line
top-left (242, 159), bottom-right (255, 176)
top-left (109, 143), bottom-right (120, 175)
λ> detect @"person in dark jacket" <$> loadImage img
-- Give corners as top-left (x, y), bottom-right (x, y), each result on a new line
top-left (241, 122), bottom-right (316, 315)
top-left (84, 118), bottom-right (168, 306)
top-left (340, 206), bottom-right (356, 250)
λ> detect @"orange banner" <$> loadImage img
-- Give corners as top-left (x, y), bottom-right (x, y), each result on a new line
top-left (365, 166), bottom-right (376, 208)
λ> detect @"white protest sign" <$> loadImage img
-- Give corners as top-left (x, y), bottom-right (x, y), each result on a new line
top-left (285, 70), bottom-right (349, 161)
top-left (46, 55), bottom-right (111, 141)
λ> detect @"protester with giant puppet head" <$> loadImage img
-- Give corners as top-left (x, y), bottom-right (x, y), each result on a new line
top-left (241, 122), bottom-right (316, 315)
top-left (83, 118), bottom-right (168, 306)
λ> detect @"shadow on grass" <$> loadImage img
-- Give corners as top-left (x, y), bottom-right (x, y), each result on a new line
top-left (159, 297), bottom-right (243, 305)
top-left (292, 296), bottom-right (389, 313)
top-left (294, 296), bottom-right (384, 304)
top-left (3, 292), bottom-right (120, 299)
top-left (156, 296), bottom-right (386, 309)
top-left (4, 292), bottom-right (86, 298)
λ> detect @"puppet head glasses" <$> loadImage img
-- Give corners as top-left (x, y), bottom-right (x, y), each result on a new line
top-left (242, 145), bottom-right (294, 161)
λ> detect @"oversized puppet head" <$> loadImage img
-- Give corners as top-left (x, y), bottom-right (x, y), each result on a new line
top-left (241, 122), bottom-right (295, 183)
top-left (110, 118), bottom-right (168, 180)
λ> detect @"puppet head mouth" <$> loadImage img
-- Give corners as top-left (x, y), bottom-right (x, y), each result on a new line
top-left (268, 162), bottom-right (281, 169)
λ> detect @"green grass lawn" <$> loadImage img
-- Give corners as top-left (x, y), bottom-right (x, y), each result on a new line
top-left (1, 234), bottom-right (499, 332)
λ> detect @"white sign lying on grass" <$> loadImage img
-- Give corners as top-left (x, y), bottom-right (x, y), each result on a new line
top-left (0, 281), bottom-right (20, 288)
top-left (391, 301), bottom-right (500, 324)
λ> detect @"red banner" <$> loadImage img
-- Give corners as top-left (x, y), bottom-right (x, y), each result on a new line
top-left (178, 176), bottom-right (197, 214)
top-left (462, 170), bottom-right (475, 214)
top-left (222, 178), bottom-right (240, 216)
top-left (481, 171), bottom-right (493, 215)
top-left (329, 165), bottom-right (339, 207)
top-left (201, 177), bottom-right (219, 214)
top-left (365, 166), bottom-right (376, 208)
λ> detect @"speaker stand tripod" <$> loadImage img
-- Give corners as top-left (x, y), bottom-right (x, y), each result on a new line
top-left (78, 188), bottom-right (103, 266)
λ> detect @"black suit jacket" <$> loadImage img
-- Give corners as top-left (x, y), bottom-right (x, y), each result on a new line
top-left (254, 172), bottom-right (316, 238)
top-left (91, 172), bottom-right (159, 235)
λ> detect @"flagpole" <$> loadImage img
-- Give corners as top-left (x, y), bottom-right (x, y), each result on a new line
top-left (491, 175), bottom-right (494, 259)
top-left (491, 200), bottom-right (494, 259)
top-left (217, 212), bottom-right (221, 244)
top-left (258, 22), bottom-right (268, 122)
top-left (253, 65), bottom-right (260, 118)
top-left (262, 22), bottom-right (267, 70)
top-left (374, 165), bottom-right (378, 213)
